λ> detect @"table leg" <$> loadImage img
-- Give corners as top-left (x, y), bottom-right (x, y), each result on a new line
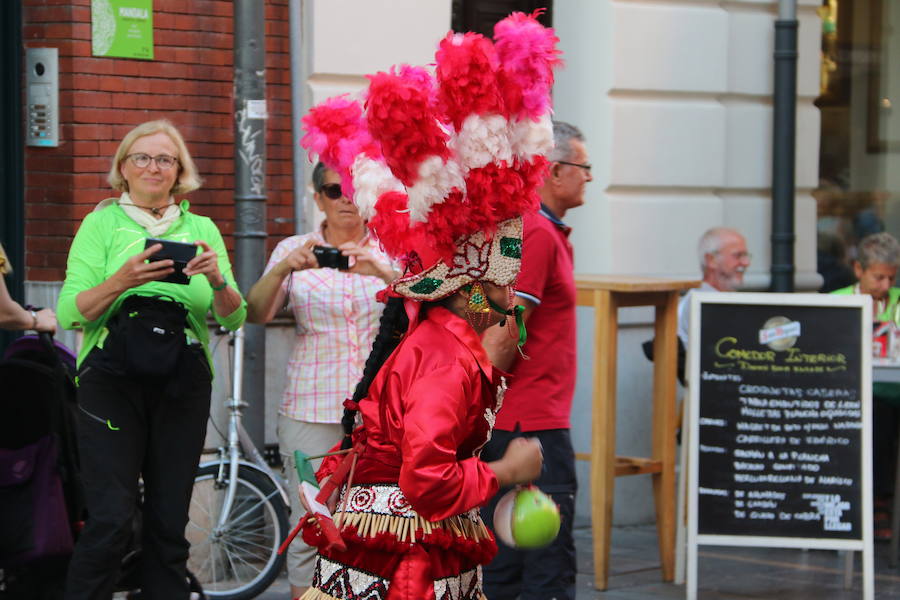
top-left (651, 291), bottom-right (679, 581)
top-left (592, 290), bottom-right (618, 590)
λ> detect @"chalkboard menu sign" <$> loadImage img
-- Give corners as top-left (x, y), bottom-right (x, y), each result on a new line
top-left (697, 300), bottom-right (864, 538)
top-left (685, 292), bottom-right (874, 599)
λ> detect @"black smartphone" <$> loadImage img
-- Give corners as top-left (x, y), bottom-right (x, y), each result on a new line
top-left (312, 245), bottom-right (349, 270)
top-left (144, 238), bottom-right (198, 285)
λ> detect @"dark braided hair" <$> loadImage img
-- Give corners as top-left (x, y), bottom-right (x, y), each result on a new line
top-left (341, 296), bottom-right (410, 449)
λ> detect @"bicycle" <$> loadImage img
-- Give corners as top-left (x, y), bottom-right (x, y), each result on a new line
top-left (186, 327), bottom-right (291, 600)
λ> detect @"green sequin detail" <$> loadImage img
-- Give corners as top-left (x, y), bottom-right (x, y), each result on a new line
top-left (409, 277), bottom-right (443, 295)
top-left (499, 237), bottom-right (521, 259)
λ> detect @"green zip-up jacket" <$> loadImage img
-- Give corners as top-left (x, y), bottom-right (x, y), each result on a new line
top-left (831, 284), bottom-right (900, 322)
top-left (57, 200), bottom-right (247, 369)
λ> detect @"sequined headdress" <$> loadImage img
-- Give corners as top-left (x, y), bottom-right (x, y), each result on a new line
top-left (301, 11), bottom-right (561, 301)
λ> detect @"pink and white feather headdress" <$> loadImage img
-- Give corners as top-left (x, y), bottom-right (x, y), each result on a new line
top-left (301, 10), bottom-right (562, 300)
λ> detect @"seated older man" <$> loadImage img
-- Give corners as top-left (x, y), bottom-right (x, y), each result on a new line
top-left (832, 231), bottom-right (900, 539)
top-left (677, 227), bottom-right (751, 347)
top-left (646, 227), bottom-right (750, 386)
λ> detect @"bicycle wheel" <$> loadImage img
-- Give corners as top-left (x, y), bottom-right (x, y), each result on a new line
top-left (187, 464), bottom-right (289, 600)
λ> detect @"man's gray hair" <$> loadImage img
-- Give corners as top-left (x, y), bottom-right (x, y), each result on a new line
top-left (697, 227), bottom-right (742, 272)
top-left (311, 161), bottom-right (328, 192)
top-left (548, 121), bottom-right (585, 163)
top-left (857, 232), bottom-right (900, 270)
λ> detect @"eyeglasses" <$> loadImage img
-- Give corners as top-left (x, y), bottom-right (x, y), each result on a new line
top-left (126, 153), bottom-right (179, 170)
top-left (319, 183), bottom-right (344, 200)
top-left (557, 160), bottom-right (592, 172)
top-left (716, 250), bottom-right (752, 261)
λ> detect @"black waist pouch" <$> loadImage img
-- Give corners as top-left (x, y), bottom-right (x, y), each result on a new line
top-left (101, 294), bottom-right (190, 379)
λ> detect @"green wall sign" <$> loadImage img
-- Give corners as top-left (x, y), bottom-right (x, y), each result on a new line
top-left (91, 0), bottom-right (154, 60)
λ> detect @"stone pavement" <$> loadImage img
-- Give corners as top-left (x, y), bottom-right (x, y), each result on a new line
top-left (255, 524), bottom-right (900, 599)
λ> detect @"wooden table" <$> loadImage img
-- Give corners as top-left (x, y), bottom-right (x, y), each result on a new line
top-left (575, 275), bottom-right (700, 590)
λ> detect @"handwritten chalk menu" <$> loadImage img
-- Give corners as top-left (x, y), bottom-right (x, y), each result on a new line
top-left (697, 301), bottom-right (863, 538)
top-left (685, 293), bottom-right (873, 600)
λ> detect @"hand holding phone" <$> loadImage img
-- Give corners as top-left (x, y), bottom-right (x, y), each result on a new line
top-left (110, 244), bottom-right (174, 291)
top-left (145, 238), bottom-right (198, 285)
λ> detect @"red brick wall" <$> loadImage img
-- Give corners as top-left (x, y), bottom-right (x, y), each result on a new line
top-left (23, 0), bottom-right (294, 281)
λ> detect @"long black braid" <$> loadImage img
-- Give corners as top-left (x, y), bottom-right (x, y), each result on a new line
top-left (341, 296), bottom-right (410, 449)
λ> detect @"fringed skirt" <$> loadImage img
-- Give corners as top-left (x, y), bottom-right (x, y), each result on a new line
top-left (300, 482), bottom-right (496, 600)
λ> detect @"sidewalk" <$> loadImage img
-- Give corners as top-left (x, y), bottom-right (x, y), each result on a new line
top-left (574, 525), bottom-right (900, 599)
top-left (257, 524), bottom-right (900, 599)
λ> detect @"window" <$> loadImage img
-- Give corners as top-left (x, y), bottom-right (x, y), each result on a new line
top-left (451, 0), bottom-right (552, 36)
top-left (816, 0), bottom-right (900, 291)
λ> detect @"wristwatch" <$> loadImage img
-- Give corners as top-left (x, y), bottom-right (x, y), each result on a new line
top-left (29, 309), bottom-right (38, 331)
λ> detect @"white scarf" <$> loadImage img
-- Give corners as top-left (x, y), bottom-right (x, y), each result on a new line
top-left (95, 192), bottom-right (182, 237)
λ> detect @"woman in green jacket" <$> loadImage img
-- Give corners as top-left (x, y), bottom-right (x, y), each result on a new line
top-left (831, 231), bottom-right (900, 538)
top-left (58, 119), bottom-right (246, 599)
top-left (831, 232), bottom-right (900, 321)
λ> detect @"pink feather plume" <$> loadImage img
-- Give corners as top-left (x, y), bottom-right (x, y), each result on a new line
top-left (435, 32), bottom-right (504, 130)
top-left (493, 10), bottom-right (562, 121)
top-left (365, 65), bottom-right (450, 186)
top-left (300, 95), bottom-right (378, 199)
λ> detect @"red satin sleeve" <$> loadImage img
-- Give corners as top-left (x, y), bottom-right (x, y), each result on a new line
top-left (398, 364), bottom-right (499, 521)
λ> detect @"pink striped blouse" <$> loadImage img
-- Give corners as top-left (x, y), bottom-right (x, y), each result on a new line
top-left (264, 230), bottom-right (391, 423)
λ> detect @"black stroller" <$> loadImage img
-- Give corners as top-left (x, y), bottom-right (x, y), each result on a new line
top-left (0, 334), bottom-right (82, 599)
top-left (0, 334), bottom-right (204, 599)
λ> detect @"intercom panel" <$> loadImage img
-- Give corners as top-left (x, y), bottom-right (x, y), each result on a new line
top-left (25, 47), bottom-right (59, 147)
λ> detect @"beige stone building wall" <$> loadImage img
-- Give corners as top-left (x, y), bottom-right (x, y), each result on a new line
top-left (207, 0), bottom-right (824, 524)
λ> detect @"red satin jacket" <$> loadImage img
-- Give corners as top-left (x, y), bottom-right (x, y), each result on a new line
top-left (337, 304), bottom-right (504, 520)
top-left (305, 304), bottom-right (508, 599)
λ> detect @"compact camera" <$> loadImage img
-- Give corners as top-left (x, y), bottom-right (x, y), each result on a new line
top-left (312, 245), bottom-right (349, 270)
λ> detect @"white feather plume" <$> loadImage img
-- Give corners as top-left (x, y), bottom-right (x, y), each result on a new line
top-left (509, 113), bottom-right (554, 160)
top-left (452, 114), bottom-right (513, 170)
top-left (351, 155), bottom-right (404, 220)
top-left (406, 155), bottom-right (465, 222)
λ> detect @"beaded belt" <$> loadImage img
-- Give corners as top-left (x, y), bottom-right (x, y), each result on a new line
top-left (335, 482), bottom-right (491, 545)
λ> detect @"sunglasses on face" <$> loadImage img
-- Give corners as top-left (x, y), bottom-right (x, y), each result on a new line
top-left (320, 183), bottom-right (343, 200)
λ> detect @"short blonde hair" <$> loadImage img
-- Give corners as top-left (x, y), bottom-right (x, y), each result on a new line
top-left (107, 119), bottom-right (202, 195)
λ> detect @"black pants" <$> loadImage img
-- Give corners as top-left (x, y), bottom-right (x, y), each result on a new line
top-left (480, 429), bottom-right (577, 600)
top-left (64, 348), bottom-right (211, 600)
